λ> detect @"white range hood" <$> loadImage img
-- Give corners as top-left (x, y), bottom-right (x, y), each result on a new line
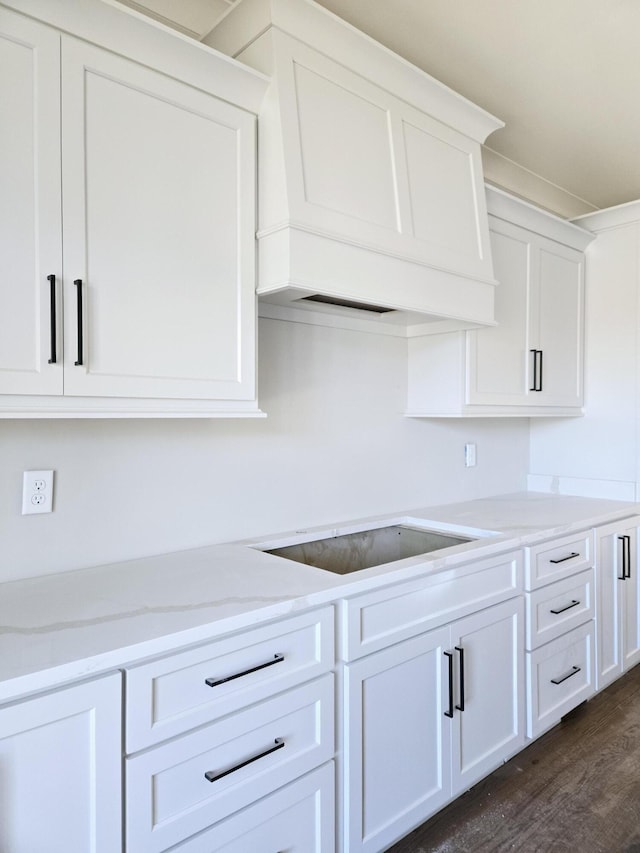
top-left (204, 0), bottom-right (504, 335)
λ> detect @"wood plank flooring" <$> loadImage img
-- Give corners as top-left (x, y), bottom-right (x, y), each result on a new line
top-left (388, 664), bottom-right (640, 853)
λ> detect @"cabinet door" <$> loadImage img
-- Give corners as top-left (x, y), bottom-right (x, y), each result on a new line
top-left (450, 598), bottom-right (525, 794)
top-left (0, 9), bottom-right (62, 395)
top-left (61, 36), bottom-right (256, 401)
top-left (466, 221), bottom-right (530, 406)
top-left (596, 522), bottom-right (626, 689)
top-left (621, 525), bottom-right (640, 671)
top-left (531, 237), bottom-right (584, 407)
top-left (598, 520), bottom-right (640, 683)
top-left (343, 626), bottom-right (452, 853)
top-left (0, 673), bottom-right (122, 853)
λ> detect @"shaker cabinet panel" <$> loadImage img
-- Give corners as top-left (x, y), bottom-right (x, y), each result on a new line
top-left (0, 9), bottom-right (62, 396)
top-left (534, 241), bottom-right (584, 406)
top-left (467, 226), bottom-right (530, 404)
top-left (450, 598), bottom-right (525, 793)
top-left (595, 518), bottom-right (640, 690)
top-left (293, 60), bottom-right (397, 231)
top-left (0, 673), bottom-right (122, 853)
top-left (343, 627), bottom-right (452, 853)
top-left (61, 36), bottom-right (256, 401)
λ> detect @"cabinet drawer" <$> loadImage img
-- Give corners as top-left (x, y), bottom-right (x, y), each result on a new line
top-left (526, 622), bottom-right (594, 739)
top-left (340, 551), bottom-right (522, 661)
top-left (126, 674), bottom-right (334, 853)
top-left (167, 763), bottom-right (335, 852)
top-left (525, 531), bottom-right (593, 590)
top-left (526, 569), bottom-right (594, 650)
top-left (125, 607), bottom-right (334, 751)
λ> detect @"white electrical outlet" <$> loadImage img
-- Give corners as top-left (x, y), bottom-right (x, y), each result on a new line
top-left (22, 470), bottom-right (54, 515)
top-left (464, 443), bottom-right (477, 467)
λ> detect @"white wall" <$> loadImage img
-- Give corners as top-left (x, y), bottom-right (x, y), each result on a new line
top-left (0, 318), bottom-right (530, 583)
top-left (529, 221), bottom-right (640, 501)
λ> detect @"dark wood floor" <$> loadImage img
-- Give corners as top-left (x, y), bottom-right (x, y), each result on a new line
top-left (388, 664), bottom-right (640, 853)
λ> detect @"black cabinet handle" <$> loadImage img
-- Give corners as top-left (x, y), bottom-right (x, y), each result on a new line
top-left (205, 653), bottom-right (284, 688)
top-left (47, 274), bottom-right (57, 364)
top-left (538, 349), bottom-right (543, 391)
top-left (74, 279), bottom-right (83, 366)
top-left (618, 535), bottom-right (628, 580)
top-left (550, 599), bottom-right (580, 615)
top-left (619, 535), bottom-right (632, 580)
top-left (549, 552), bottom-right (580, 564)
top-left (550, 665), bottom-right (581, 685)
top-left (529, 349), bottom-right (537, 392)
top-left (444, 651), bottom-right (454, 718)
top-left (529, 349), bottom-right (543, 392)
top-left (455, 646), bottom-right (465, 712)
top-left (204, 737), bottom-right (284, 783)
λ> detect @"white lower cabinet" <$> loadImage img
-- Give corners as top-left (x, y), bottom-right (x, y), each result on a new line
top-left (595, 518), bottom-right (640, 690)
top-left (524, 531), bottom-right (597, 739)
top-left (342, 597), bottom-right (524, 853)
top-left (124, 607), bottom-right (336, 852)
top-left (0, 672), bottom-right (122, 853)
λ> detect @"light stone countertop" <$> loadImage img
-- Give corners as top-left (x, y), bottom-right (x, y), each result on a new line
top-left (1, 491), bottom-right (638, 703)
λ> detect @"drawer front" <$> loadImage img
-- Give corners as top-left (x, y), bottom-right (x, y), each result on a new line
top-left (168, 763), bottom-right (335, 852)
top-left (525, 531), bottom-right (593, 590)
top-left (526, 622), bottom-right (594, 739)
top-left (126, 674), bottom-right (334, 853)
top-left (526, 569), bottom-right (594, 650)
top-left (125, 607), bottom-right (334, 751)
top-left (340, 551), bottom-right (522, 661)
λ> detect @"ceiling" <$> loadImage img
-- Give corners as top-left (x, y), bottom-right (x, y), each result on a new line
top-left (116, 0), bottom-right (640, 215)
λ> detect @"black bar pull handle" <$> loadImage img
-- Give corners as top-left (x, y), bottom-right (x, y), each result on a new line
top-left (444, 651), bottom-right (454, 718)
top-left (537, 349), bottom-right (544, 391)
top-left (204, 738), bottom-right (284, 783)
top-left (529, 350), bottom-right (543, 392)
top-left (455, 646), bottom-right (465, 712)
top-left (47, 274), bottom-right (57, 364)
top-left (550, 665), bottom-right (581, 685)
top-left (550, 599), bottom-right (580, 615)
top-left (618, 535), bottom-right (628, 580)
top-left (529, 349), bottom-right (538, 392)
top-left (74, 279), bottom-right (83, 366)
top-left (205, 653), bottom-right (284, 688)
top-left (626, 535), bottom-right (632, 579)
top-left (549, 552), bottom-right (580, 565)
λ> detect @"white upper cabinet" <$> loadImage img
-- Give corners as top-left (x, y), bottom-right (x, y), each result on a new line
top-left (0, 0), bottom-right (268, 417)
top-left (406, 187), bottom-right (594, 417)
top-left (204, 0), bottom-right (503, 335)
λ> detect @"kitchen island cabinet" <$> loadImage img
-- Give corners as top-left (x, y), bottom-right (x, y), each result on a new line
top-left (0, 0), bottom-right (267, 417)
top-left (0, 672), bottom-right (121, 853)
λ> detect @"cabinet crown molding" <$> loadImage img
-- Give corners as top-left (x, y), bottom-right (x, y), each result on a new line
top-left (487, 185), bottom-right (595, 252)
top-left (204, 0), bottom-right (503, 143)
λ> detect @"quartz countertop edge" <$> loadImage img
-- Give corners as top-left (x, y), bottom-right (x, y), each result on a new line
top-left (1, 492), bottom-right (638, 703)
